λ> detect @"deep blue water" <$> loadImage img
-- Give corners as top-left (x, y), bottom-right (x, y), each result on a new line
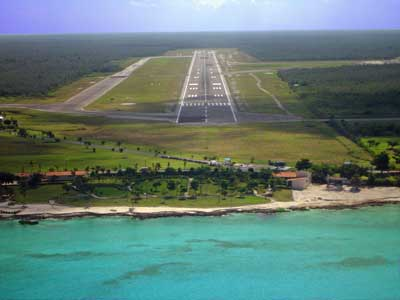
top-left (1, 206), bottom-right (400, 300)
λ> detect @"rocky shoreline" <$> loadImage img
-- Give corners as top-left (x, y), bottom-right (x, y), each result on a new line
top-left (1, 197), bottom-right (399, 222)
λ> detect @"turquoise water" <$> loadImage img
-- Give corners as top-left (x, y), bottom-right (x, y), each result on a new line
top-left (1, 206), bottom-right (400, 300)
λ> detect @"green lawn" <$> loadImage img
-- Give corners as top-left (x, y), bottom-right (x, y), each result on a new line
top-left (228, 71), bottom-right (312, 116)
top-left (13, 183), bottom-right (268, 208)
top-left (2, 109), bottom-right (370, 169)
top-left (0, 133), bottom-right (199, 173)
top-left (89, 57), bottom-right (190, 113)
top-left (58, 195), bottom-right (268, 208)
top-left (273, 189), bottom-right (293, 202)
top-left (229, 73), bottom-right (284, 114)
top-left (13, 184), bottom-right (65, 204)
top-left (229, 60), bottom-right (356, 73)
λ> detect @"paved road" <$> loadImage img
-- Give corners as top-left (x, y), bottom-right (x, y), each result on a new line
top-left (176, 50), bottom-right (237, 124)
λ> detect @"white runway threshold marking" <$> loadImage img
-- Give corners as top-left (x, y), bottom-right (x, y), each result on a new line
top-left (176, 50), bottom-right (197, 123)
top-left (177, 50), bottom-right (237, 124)
top-left (212, 50), bottom-right (238, 123)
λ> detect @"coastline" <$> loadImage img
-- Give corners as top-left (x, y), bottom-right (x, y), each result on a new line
top-left (1, 186), bottom-right (400, 221)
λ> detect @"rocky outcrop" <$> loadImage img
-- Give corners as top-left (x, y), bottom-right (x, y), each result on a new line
top-left (1, 198), bottom-right (399, 222)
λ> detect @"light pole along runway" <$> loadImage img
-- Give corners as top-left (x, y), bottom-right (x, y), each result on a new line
top-left (176, 50), bottom-right (237, 124)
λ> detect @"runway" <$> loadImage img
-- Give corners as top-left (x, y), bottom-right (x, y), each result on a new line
top-left (176, 50), bottom-right (237, 124)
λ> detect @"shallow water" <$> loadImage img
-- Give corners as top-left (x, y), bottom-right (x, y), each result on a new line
top-left (1, 206), bottom-right (400, 300)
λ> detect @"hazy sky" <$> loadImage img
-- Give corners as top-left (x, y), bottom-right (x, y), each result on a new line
top-left (1, 0), bottom-right (400, 34)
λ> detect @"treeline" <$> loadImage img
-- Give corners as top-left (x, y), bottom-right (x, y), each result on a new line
top-left (279, 64), bottom-right (400, 118)
top-left (335, 121), bottom-right (400, 138)
top-left (2, 31), bottom-right (400, 97)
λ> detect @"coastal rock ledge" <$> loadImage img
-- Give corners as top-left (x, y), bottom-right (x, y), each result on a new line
top-left (1, 186), bottom-right (400, 221)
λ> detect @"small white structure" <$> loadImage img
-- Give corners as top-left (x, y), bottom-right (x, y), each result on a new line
top-left (0, 115), bottom-right (4, 121)
top-left (288, 171), bottom-right (312, 191)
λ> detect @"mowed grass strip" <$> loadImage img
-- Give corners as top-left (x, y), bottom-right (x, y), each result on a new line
top-left (85, 122), bottom-right (370, 165)
top-left (89, 57), bottom-right (191, 113)
top-left (3, 109), bottom-right (370, 166)
top-left (229, 73), bottom-right (283, 114)
top-left (228, 71), bottom-right (312, 117)
top-left (229, 60), bottom-right (357, 73)
top-left (0, 134), bottom-right (197, 173)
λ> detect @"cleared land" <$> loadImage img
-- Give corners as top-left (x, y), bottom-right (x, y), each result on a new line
top-left (11, 183), bottom-right (268, 208)
top-left (89, 57), bottom-right (191, 113)
top-left (228, 61), bottom-right (356, 73)
top-left (0, 134), bottom-right (199, 173)
top-left (2, 109), bottom-right (370, 167)
top-left (228, 71), bottom-right (311, 117)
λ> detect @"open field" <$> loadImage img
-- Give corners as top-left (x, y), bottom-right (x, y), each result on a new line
top-left (228, 60), bottom-right (357, 73)
top-left (228, 71), bottom-right (312, 117)
top-left (89, 57), bottom-right (190, 113)
top-left (279, 64), bottom-right (400, 118)
top-left (0, 133), bottom-right (199, 173)
top-left (12, 183), bottom-right (268, 208)
top-left (228, 73), bottom-right (283, 114)
top-left (1, 109), bottom-right (370, 166)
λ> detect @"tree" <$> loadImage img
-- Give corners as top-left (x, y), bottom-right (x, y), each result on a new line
top-left (372, 152), bottom-right (390, 171)
top-left (388, 140), bottom-right (398, 149)
top-left (246, 180), bottom-right (258, 193)
top-left (190, 180), bottom-right (199, 192)
top-left (27, 173), bottom-right (42, 189)
top-left (296, 159), bottom-right (312, 170)
top-left (167, 181), bottom-right (176, 194)
top-left (350, 174), bottom-right (362, 189)
top-left (18, 180), bottom-right (28, 202)
top-left (18, 128), bottom-right (28, 138)
top-left (0, 172), bottom-right (16, 185)
top-left (153, 180), bottom-right (162, 191)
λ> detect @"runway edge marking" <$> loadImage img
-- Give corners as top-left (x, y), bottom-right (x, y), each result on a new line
top-left (212, 51), bottom-right (238, 123)
top-left (176, 51), bottom-right (197, 123)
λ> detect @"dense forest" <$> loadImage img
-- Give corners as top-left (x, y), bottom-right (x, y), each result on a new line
top-left (1, 31), bottom-right (400, 97)
top-left (279, 64), bottom-right (400, 118)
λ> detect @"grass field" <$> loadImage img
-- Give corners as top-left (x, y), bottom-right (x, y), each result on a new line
top-left (273, 189), bottom-right (293, 202)
top-left (228, 73), bottom-right (284, 114)
top-left (228, 71), bottom-right (312, 117)
top-left (228, 60), bottom-right (357, 73)
top-left (89, 57), bottom-right (190, 113)
top-left (0, 133), bottom-right (199, 173)
top-left (12, 183), bottom-right (268, 208)
top-left (2, 109), bottom-right (370, 166)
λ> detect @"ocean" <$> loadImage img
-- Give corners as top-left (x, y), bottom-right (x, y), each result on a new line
top-left (1, 205), bottom-right (400, 300)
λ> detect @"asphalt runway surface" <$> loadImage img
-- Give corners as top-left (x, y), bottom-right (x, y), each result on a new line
top-left (176, 50), bottom-right (237, 124)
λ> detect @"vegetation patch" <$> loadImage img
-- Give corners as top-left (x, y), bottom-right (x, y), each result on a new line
top-left (1, 109), bottom-right (370, 166)
top-left (273, 189), bottom-right (293, 202)
top-left (228, 71), bottom-right (311, 116)
top-left (89, 57), bottom-right (190, 112)
top-left (279, 64), bottom-right (400, 118)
